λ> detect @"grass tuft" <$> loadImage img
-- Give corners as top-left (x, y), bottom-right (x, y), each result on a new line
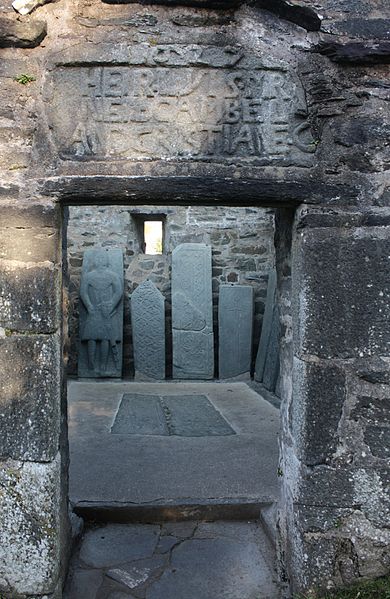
top-left (295, 575), bottom-right (390, 599)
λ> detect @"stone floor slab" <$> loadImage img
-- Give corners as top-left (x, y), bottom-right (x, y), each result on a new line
top-left (65, 521), bottom-right (280, 599)
top-left (79, 525), bottom-right (160, 568)
top-left (111, 394), bottom-right (168, 436)
top-left (68, 381), bottom-right (280, 508)
top-left (64, 569), bottom-right (104, 599)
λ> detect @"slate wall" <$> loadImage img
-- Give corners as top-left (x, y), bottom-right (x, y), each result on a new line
top-left (0, 0), bottom-right (389, 596)
top-left (66, 205), bottom-right (275, 377)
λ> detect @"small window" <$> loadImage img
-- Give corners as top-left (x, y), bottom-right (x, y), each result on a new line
top-left (133, 214), bottom-right (165, 254)
top-left (144, 220), bottom-right (163, 254)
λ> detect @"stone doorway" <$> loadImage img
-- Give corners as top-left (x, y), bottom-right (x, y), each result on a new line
top-left (63, 202), bottom-right (286, 599)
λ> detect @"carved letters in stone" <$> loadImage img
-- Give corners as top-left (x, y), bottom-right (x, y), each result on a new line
top-left (172, 243), bottom-right (214, 379)
top-left (48, 45), bottom-right (316, 166)
top-left (78, 248), bottom-right (124, 378)
top-left (131, 280), bottom-right (165, 380)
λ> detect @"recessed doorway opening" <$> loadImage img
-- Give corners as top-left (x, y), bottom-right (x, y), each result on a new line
top-left (63, 201), bottom-right (292, 599)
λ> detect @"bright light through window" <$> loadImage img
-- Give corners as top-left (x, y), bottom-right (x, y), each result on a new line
top-left (144, 220), bottom-right (163, 254)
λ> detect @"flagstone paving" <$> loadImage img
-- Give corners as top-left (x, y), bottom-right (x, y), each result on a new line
top-left (64, 521), bottom-right (280, 599)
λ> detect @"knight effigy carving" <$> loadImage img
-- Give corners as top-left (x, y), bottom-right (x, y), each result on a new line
top-left (78, 249), bottom-right (124, 378)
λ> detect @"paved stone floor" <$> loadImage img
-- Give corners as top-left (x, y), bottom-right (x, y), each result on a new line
top-left (68, 381), bottom-right (280, 510)
top-left (64, 521), bottom-right (280, 599)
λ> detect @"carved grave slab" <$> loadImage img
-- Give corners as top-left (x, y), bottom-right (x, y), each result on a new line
top-left (46, 45), bottom-right (316, 166)
top-left (172, 243), bottom-right (214, 379)
top-left (131, 280), bottom-right (165, 380)
top-left (219, 284), bottom-right (254, 379)
top-left (111, 393), bottom-right (234, 436)
top-left (255, 269), bottom-right (277, 382)
top-left (78, 248), bottom-right (124, 378)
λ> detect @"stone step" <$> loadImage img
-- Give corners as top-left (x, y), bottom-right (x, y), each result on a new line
top-left (259, 502), bottom-right (278, 549)
top-left (73, 497), bottom-right (273, 524)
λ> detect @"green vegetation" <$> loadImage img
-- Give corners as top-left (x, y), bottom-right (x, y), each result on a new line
top-left (14, 73), bottom-right (36, 85)
top-left (295, 575), bottom-right (390, 599)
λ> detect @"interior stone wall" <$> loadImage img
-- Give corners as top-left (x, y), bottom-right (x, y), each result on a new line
top-left (66, 205), bottom-right (275, 377)
top-left (0, 0), bottom-right (389, 597)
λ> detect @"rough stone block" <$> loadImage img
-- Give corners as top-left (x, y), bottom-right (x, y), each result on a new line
top-left (172, 244), bottom-right (214, 379)
top-left (0, 17), bottom-right (47, 48)
top-left (293, 221), bottom-right (390, 358)
top-left (0, 263), bottom-right (60, 333)
top-left (364, 425), bottom-right (390, 459)
top-left (0, 334), bottom-right (61, 461)
top-left (131, 280), bottom-right (165, 380)
top-left (299, 465), bottom-right (355, 508)
top-left (78, 248), bottom-right (124, 378)
top-left (255, 269), bottom-right (277, 382)
top-left (292, 358), bottom-right (346, 466)
top-left (218, 284), bottom-right (253, 379)
top-left (0, 454), bottom-right (62, 597)
top-left (0, 202), bottom-right (60, 263)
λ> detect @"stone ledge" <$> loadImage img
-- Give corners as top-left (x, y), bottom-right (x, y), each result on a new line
top-left (314, 40), bottom-right (390, 65)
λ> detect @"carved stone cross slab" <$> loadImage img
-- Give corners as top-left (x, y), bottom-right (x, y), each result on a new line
top-left (172, 243), bottom-right (214, 379)
top-left (131, 279), bottom-right (166, 380)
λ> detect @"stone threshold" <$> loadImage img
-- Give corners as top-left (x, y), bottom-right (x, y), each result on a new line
top-left (73, 497), bottom-right (273, 524)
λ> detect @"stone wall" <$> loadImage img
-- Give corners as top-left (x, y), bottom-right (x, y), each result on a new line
top-left (0, 0), bottom-right (389, 596)
top-left (66, 205), bottom-right (275, 377)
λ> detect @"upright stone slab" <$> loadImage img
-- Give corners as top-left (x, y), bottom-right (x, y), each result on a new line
top-left (172, 243), bottom-right (214, 379)
top-left (255, 269), bottom-right (277, 382)
top-left (218, 285), bottom-right (254, 379)
top-left (131, 280), bottom-right (165, 380)
top-left (262, 304), bottom-right (280, 393)
top-left (78, 248), bottom-right (124, 378)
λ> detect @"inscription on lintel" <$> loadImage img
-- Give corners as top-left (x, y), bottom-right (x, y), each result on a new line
top-left (48, 52), bottom-right (316, 165)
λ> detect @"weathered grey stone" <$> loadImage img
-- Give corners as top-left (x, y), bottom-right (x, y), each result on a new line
top-left (0, 17), bottom-right (46, 47)
top-left (218, 285), bottom-right (253, 379)
top-left (292, 358), bottom-right (346, 466)
top-left (146, 536), bottom-right (277, 599)
top-left (293, 223), bottom-right (390, 359)
top-left (46, 57), bottom-right (316, 167)
top-left (41, 175), bottom-right (358, 208)
top-left (155, 536), bottom-right (178, 554)
top-left (0, 454), bottom-right (62, 597)
top-left (0, 264), bottom-right (60, 333)
top-left (78, 248), bottom-right (124, 378)
top-left (262, 304), bottom-right (280, 393)
top-left (364, 426), bottom-right (390, 459)
top-left (351, 395), bottom-right (390, 424)
top-left (79, 524), bottom-right (159, 568)
top-left (255, 269), bottom-right (277, 382)
top-left (172, 244), bottom-right (214, 379)
top-left (299, 466), bottom-right (355, 508)
top-left (111, 394), bottom-right (168, 436)
top-left (64, 568), bottom-right (104, 599)
top-left (0, 334), bottom-right (61, 461)
top-left (111, 393), bottom-right (234, 437)
top-left (107, 555), bottom-right (166, 590)
top-left (162, 395), bottom-right (235, 436)
top-left (131, 280), bottom-right (165, 380)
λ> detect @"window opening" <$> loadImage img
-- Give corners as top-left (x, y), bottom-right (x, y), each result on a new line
top-left (144, 220), bottom-right (163, 254)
